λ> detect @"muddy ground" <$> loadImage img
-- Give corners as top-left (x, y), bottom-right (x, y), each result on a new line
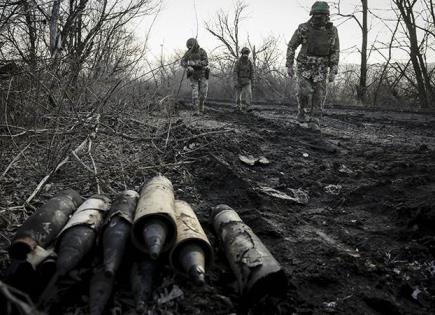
top-left (1, 100), bottom-right (435, 314)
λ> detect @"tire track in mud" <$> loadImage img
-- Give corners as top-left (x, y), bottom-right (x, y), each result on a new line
top-left (183, 103), bottom-right (435, 314)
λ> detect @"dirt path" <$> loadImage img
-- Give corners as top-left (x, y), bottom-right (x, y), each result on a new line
top-left (1, 102), bottom-right (434, 314)
top-left (178, 102), bottom-right (435, 314)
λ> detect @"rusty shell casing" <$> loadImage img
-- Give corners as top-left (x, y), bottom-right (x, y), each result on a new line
top-left (103, 190), bottom-right (139, 277)
top-left (89, 270), bottom-right (115, 315)
top-left (55, 195), bottom-right (110, 276)
top-left (56, 225), bottom-right (97, 276)
top-left (3, 245), bottom-right (54, 297)
top-left (26, 245), bottom-right (55, 269)
top-left (37, 251), bottom-right (57, 282)
top-left (211, 204), bottom-right (287, 300)
top-left (57, 194), bottom-right (111, 241)
top-left (170, 200), bottom-right (213, 277)
top-left (26, 246), bottom-right (57, 285)
top-left (9, 189), bottom-right (82, 259)
top-left (131, 176), bottom-right (177, 255)
top-left (105, 190), bottom-right (139, 224)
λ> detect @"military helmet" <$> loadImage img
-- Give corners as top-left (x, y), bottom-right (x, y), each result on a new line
top-left (241, 47), bottom-right (250, 55)
top-left (186, 38), bottom-right (198, 49)
top-left (310, 1), bottom-right (330, 15)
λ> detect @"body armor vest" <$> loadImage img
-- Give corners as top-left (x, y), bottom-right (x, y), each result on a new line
top-left (238, 59), bottom-right (252, 78)
top-left (303, 23), bottom-right (334, 57)
top-left (236, 58), bottom-right (252, 86)
top-left (185, 48), bottom-right (207, 80)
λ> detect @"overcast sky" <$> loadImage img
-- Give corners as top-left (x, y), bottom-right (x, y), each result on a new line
top-left (130, 0), bottom-right (433, 65)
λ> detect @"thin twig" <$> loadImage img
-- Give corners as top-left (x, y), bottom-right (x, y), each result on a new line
top-left (88, 114), bottom-right (101, 194)
top-left (1, 142), bottom-right (31, 179)
top-left (119, 160), bottom-right (127, 190)
top-left (0, 280), bottom-right (43, 315)
top-left (137, 160), bottom-right (196, 170)
top-left (72, 151), bottom-right (116, 195)
top-left (88, 139), bottom-right (101, 194)
top-left (176, 129), bottom-right (234, 142)
top-left (25, 137), bottom-right (89, 205)
top-left (164, 118), bottom-right (172, 149)
top-left (26, 112), bottom-right (102, 204)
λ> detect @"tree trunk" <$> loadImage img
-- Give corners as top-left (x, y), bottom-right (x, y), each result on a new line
top-left (50, 0), bottom-right (62, 56)
top-left (22, 1), bottom-right (37, 73)
top-left (358, 0), bottom-right (368, 104)
top-left (395, 0), bottom-right (430, 108)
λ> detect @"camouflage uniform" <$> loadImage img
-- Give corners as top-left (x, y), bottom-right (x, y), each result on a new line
top-left (181, 39), bottom-right (209, 113)
top-left (286, 17), bottom-right (340, 128)
top-left (233, 54), bottom-right (254, 111)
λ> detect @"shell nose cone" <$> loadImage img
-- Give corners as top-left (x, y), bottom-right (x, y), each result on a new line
top-left (189, 265), bottom-right (206, 285)
top-left (142, 219), bottom-right (168, 260)
top-left (148, 241), bottom-right (163, 260)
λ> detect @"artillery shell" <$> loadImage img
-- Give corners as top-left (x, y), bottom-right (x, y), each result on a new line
top-left (89, 270), bottom-right (115, 315)
top-left (56, 225), bottom-right (96, 276)
top-left (102, 190), bottom-right (139, 277)
top-left (56, 194), bottom-right (111, 275)
top-left (9, 189), bottom-right (82, 259)
top-left (132, 176), bottom-right (177, 258)
top-left (178, 243), bottom-right (206, 285)
top-left (211, 204), bottom-right (287, 300)
top-left (37, 252), bottom-right (57, 282)
top-left (3, 245), bottom-right (55, 296)
top-left (170, 200), bottom-right (213, 285)
top-left (131, 255), bottom-right (159, 312)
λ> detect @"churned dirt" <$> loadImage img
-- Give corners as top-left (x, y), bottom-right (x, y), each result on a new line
top-left (1, 100), bottom-right (435, 314)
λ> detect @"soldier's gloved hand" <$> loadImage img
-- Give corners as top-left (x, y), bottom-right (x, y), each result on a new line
top-left (187, 66), bottom-right (194, 72)
top-left (287, 66), bottom-right (294, 78)
top-left (187, 60), bottom-right (195, 66)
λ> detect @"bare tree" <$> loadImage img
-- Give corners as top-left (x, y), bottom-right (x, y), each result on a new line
top-left (204, 0), bottom-right (248, 60)
top-left (392, 0), bottom-right (433, 108)
top-left (334, 0), bottom-right (369, 103)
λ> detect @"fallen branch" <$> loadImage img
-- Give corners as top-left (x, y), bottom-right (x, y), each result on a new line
top-left (137, 160), bottom-right (196, 170)
top-left (129, 118), bottom-right (155, 128)
top-left (25, 114), bottom-right (101, 205)
top-left (25, 137), bottom-right (89, 205)
top-left (87, 115), bottom-right (101, 194)
top-left (177, 129), bottom-right (234, 142)
top-left (0, 126), bottom-right (78, 138)
top-left (1, 143), bottom-right (31, 179)
top-left (0, 280), bottom-right (43, 315)
top-left (100, 129), bottom-right (153, 141)
top-left (164, 118), bottom-right (172, 149)
top-left (72, 152), bottom-right (116, 195)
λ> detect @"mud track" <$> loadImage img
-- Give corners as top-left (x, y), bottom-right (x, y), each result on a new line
top-left (1, 102), bottom-right (435, 314)
top-left (177, 102), bottom-right (435, 314)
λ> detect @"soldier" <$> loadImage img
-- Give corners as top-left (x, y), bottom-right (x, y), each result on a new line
top-left (286, 1), bottom-right (340, 132)
top-left (181, 38), bottom-right (210, 115)
top-left (233, 47), bottom-right (254, 112)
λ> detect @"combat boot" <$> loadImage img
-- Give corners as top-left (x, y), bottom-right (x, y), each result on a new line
top-left (297, 112), bottom-right (306, 123)
top-left (308, 119), bottom-right (321, 134)
top-left (241, 102), bottom-right (247, 113)
top-left (236, 101), bottom-right (242, 112)
top-left (296, 112), bottom-right (309, 128)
